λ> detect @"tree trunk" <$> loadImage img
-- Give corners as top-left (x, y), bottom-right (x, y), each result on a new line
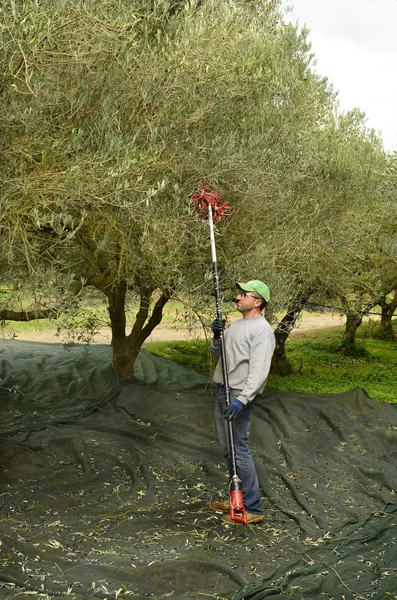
top-left (271, 290), bottom-right (313, 374)
top-left (106, 280), bottom-right (172, 381)
top-left (341, 311), bottom-right (363, 352)
top-left (379, 295), bottom-right (397, 338)
top-left (107, 280), bottom-right (131, 380)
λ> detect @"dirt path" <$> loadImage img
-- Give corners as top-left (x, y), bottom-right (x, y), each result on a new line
top-left (5, 312), bottom-right (348, 345)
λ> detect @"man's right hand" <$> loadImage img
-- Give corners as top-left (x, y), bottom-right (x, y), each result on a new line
top-left (211, 318), bottom-right (225, 340)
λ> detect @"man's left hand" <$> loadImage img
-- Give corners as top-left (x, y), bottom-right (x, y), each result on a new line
top-left (223, 399), bottom-right (245, 421)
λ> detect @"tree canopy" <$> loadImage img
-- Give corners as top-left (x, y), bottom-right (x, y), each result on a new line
top-left (1, 0), bottom-right (395, 377)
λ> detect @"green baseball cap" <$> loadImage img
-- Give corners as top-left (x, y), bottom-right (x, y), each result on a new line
top-left (236, 280), bottom-right (270, 302)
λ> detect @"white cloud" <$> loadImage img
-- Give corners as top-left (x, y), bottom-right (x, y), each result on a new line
top-left (285, 0), bottom-right (397, 151)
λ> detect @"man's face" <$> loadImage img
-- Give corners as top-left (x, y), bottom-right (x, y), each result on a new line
top-left (235, 290), bottom-right (262, 314)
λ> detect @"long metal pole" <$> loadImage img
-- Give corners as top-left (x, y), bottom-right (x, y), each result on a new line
top-left (207, 205), bottom-right (240, 486)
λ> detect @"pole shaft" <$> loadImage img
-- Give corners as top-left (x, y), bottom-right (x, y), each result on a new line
top-left (207, 205), bottom-right (238, 478)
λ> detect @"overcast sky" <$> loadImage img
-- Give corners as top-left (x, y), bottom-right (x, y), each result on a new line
top-left (284, 0), bottom-right (397, 152)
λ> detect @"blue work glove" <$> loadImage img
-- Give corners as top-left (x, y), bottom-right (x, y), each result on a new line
top-left (211, 318), bottom-right (225, 340)
top-left (223, 399), bottom-right (245, 421)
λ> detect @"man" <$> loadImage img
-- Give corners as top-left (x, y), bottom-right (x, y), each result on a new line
top-left (209, 280), bottom-right (275, 524)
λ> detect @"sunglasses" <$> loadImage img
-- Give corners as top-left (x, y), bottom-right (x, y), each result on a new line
top-left (236, 292), bottom-right (262, 301)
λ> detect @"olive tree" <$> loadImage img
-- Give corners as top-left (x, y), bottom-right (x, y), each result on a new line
top-left (263, 109), bottom-right (393, 364)
top-left (2, 0), bottom-right (344, 378)
top-left (4, 0), bottom-right (388, 376)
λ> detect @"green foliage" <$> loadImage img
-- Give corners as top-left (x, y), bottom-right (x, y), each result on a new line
top-left (361, 318), bottom-right (397, 341)
top-left (269, 324), bottom-right (397, 403)
top-left (0, 0), bottom-right (366, 298)
top-left (146, 323), bottom-right (397, 403)
top-left (326, 339), bottom-right (371, 358)
top-left (147, 340), bottom-right (215, 374)
top-left (1, 0), bottom-right (396, 379)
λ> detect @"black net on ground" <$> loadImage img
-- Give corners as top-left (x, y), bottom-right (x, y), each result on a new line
top-left (233, 505), bottom-right (397, 599)
top-left (1, 339), bottom-right (397, 600)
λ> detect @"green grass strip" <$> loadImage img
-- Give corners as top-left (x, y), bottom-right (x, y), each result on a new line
top-left (146, 323), bottom-right (397, 404)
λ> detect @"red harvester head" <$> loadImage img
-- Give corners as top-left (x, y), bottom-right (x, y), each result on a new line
top-left (191, 184), bottom-right (232, 223)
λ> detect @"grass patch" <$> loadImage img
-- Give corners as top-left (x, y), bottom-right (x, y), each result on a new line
top-left (0, 318), bottom-right (58, 335)
top-left (268, 325), bottom-right (397, 403)
top-left (146, 323), bottom-right (397, 404)
top-left (147, 340), bottom-right (215, 374)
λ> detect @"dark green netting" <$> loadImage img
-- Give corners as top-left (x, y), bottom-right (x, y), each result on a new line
top-left (0, 342), bottom-right (120, 435)
top-left (1, 340), bottom-right (397, 599)
top-left (0, 340), bottom-right (207, 435)
top-left (233, 505), bottom-right (397, 599)
top-left (250, 387), bottom-right (397, 536)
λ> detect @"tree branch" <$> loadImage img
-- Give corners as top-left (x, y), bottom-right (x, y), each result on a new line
top-left (0, 309), bottom-right (57, 322)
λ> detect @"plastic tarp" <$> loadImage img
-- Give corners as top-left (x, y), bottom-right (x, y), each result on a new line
top-left (1, 339), bottom-right (397, 599)
top-left (234, 506), bottom-right (397, 599)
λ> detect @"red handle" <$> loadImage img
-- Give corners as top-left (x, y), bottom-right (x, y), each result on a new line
top-left (230, 489), bottom-right (247, 524)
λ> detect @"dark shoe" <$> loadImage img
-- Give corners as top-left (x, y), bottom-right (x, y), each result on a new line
top-left (209, 499), bottom-right (230, 512)
top-left (221, 512), bottom-right (264, 525)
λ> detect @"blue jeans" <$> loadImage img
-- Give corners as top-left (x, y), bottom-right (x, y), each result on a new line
top-left (215, 384), bottom-right (262, 515)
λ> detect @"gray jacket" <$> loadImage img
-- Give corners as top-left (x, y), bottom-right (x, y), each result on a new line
top-left (210, 316), bottom-right (275, 405)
